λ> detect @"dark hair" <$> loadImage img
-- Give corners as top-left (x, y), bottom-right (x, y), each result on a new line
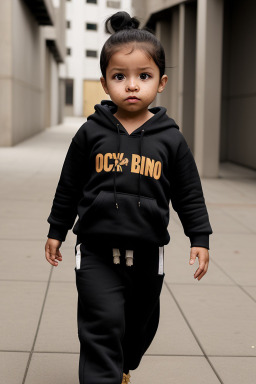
top-left (100, 11), bottom-right (165, 79)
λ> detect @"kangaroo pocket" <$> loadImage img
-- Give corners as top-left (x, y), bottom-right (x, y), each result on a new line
top-left (77, 191), bottom-right (169, 248)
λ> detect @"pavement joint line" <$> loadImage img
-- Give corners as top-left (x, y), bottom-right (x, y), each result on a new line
top-left (210, 259), bottom-right (256, 305)
top-left (34, 351), bottom-right (80, 355)
top-left (207, 258), bottom-right (236, 285)
top-left (0, 279), bottom-right (54, 283)
top-left (207, 203), bottom-right (256, 207)
top-left (166, 282), bottom-right (237, 286)
top-left (0, 237), bottom-right (77, 242)
top-left (146, 353), bottom-right (256, 357)
top-left (0, 238), bottom-right (55, 241)
top-left (44, 280), bottom-right (75, 283)
top-left (164, 281), bottom-right (224, 384)
top-left (0, 238), bottom-right (48, 242)
top-left (2, 280), bottom-right (255, 287)
top-left (235, 285), bottom-right (256, 305)
top-left (0, 350), bottom-right (30, 353)
top-left (22, 266), bottom-right (54, 384)
top-left (1, 350), bottom-right (256, 358)
top-left (0, 198), bottom-right (47, 202)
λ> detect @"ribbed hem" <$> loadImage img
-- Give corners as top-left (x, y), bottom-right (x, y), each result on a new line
top-left (189, 234), bottom-right (210, 250)
top-left (47, 225), bottom-right (68, 242)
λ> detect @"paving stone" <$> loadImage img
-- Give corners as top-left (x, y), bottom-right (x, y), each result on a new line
top-left (0, 239), bottom-right (50, 282)
top-left (0, 281), bottom-right (47, 350)
top-left (208, 356), bottom-right (256, 384)
top-left (169, 284), bottom-right (256, 356)
top-left (147, 284), bottom-right (202, 356)
top-left (25, 353), bottom-right (79, 384)
top-left (34, 282), bottom-right (79, 353)
top-left (0, 352), bottom-right (29, 384)
top-left (131, 355), bottom-right (220, 384)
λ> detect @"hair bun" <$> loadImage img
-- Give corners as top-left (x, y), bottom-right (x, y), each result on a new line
top-left (105, 11), bottom-right (140, 34)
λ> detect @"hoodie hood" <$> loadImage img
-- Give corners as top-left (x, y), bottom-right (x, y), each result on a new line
top-left (89, 100), bottom-right (178, 135)
top-left (88, 100), bottom-right (179, 210)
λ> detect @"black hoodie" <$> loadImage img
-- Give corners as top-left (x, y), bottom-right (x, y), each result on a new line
top-left (47, 100), bottom-right (212, 249)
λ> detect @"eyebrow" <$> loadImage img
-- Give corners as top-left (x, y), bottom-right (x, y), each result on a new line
top-left (109, 67), bottom-right (154, 72)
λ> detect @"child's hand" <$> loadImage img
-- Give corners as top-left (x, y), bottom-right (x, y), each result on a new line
top-left (189, 247), bottom-right (209, 281)
top-left (45, 238), bottom-right (63, 267)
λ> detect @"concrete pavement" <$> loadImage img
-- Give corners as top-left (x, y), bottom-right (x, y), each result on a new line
top-left (0, 118), bottom-right (256, 384)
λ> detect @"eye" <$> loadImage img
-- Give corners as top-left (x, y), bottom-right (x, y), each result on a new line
top-left (140, 73), bottom-right (151, 80)
top-left (114, 73), bottom-right (125, 81)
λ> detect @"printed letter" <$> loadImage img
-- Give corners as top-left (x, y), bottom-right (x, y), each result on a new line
top-left (131, 154), bottom-right (141, 173)
top-left (144, 158), bottom-right (155, 177)
top-left (154, 161), bottom-right (162, 180)
top-left (104, 153), bottom-right (113, 172)
top-left (140, 156), bottom-right (146, 175)
top-left (95, 153), bottom-right (103, 173)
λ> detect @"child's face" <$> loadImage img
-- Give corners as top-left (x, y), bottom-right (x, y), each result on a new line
top-left (101, 45), bottom-right (167, 117)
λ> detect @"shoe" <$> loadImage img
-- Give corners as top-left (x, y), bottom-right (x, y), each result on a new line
top-left (122, 372), bottom-right (131, 384)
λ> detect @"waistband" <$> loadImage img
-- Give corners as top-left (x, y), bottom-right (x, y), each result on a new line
top-left (75, 241), bottom-right (164, 274)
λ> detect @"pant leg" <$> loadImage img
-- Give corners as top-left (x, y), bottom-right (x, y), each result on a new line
top-left (75, 244), bottom-right (126, 384)
top-left (75, 242), bottom-right (165, 382)
top-left (121, 245), bottom-right (165, 371)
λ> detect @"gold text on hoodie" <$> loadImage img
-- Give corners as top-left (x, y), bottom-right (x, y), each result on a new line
top-left (95, 152), bottom-right (162, 180)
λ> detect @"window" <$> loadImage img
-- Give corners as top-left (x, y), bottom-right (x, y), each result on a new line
top-left (65, 79), bottom-right (73, 105)
top-left (66, 47), bottom-right (72, 56)
top-left (86, 50), bottom-right (98, 58)
top-left (66, 20), bottom-right (71, 28)
top-left (86, 0), bottom-right (97, 3)
top-left (106, 0), bottom-right (120, 8)
top-left (86, 23), bottom-right (97, 31)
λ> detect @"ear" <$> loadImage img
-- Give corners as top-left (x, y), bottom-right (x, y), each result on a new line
top-left (158, 75), bottom-right (168, 93)
top-left (100, 76), bottom-right (109, 94)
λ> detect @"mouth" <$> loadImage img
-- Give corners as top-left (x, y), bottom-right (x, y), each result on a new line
top-left (125, 96), bottom-right (140, 103)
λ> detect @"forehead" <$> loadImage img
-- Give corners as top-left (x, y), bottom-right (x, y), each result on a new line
top-left (107, 45), bottom-right (158, 72)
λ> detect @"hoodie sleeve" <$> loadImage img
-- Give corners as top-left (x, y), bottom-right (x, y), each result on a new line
top-left (169, 133), bottom-right (213, 249)
top-left (47, 138), bottom-right (88, 242)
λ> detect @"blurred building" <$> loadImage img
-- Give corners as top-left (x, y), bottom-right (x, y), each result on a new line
top-left (63, 0), bottom-right (132, 117)
top-left (133, 0), bottom-right (256, 177)
top-left (0, 0), bottom-right (65, 146)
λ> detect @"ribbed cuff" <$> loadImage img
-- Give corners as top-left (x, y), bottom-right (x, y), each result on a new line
top-left (47, 225), bottom-right (68, 242)
top-left (189, 234), bottom-right (210, 250)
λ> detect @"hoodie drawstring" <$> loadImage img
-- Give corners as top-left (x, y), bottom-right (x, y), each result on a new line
top-left (112, 125), bottom-right (145, 266)
top-left (113, 123), bottom-right (121, 209)
top-left (138, 129), bottom-right (144, 208)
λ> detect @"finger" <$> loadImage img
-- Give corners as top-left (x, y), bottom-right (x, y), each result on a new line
top-left (194, 259), bottom-right (206, 278)
top-left (189, 249), bottom-right (198, 265)
top-left (45, 245), bottom-right (53, 263)
top-left (195, 262), bottom-right (209, 280)
top-left (56, 249), bottom-right (62, 258)
top-left (48, 254), bottom-right (59, 266)
top-left (46, 253), bottom-right (58, 266)
top-left (45, 246), bottom-right (59, 266)
top-left (197, 267), bottom-right (207, 281)
top-left (55, 249), bottom-right (63, 262)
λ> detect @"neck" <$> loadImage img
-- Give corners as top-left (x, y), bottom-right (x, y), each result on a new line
top-left (114, 108), bottom-right (153, 126)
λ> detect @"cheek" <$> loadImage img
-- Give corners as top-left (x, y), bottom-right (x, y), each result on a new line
top-left (145, 82), bottom-right (160, 95)
top-left (109, 84), bottom-right (123, 96)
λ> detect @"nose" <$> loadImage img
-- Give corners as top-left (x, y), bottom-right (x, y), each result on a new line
top-left (126, 79), bottom-right (139, 92)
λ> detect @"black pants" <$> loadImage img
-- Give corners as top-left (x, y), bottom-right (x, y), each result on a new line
top-left (75, 242), bottom-right (165, 384)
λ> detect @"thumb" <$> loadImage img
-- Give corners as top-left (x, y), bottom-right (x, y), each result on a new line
top-left (189, 248), bottom-right (198, 265)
